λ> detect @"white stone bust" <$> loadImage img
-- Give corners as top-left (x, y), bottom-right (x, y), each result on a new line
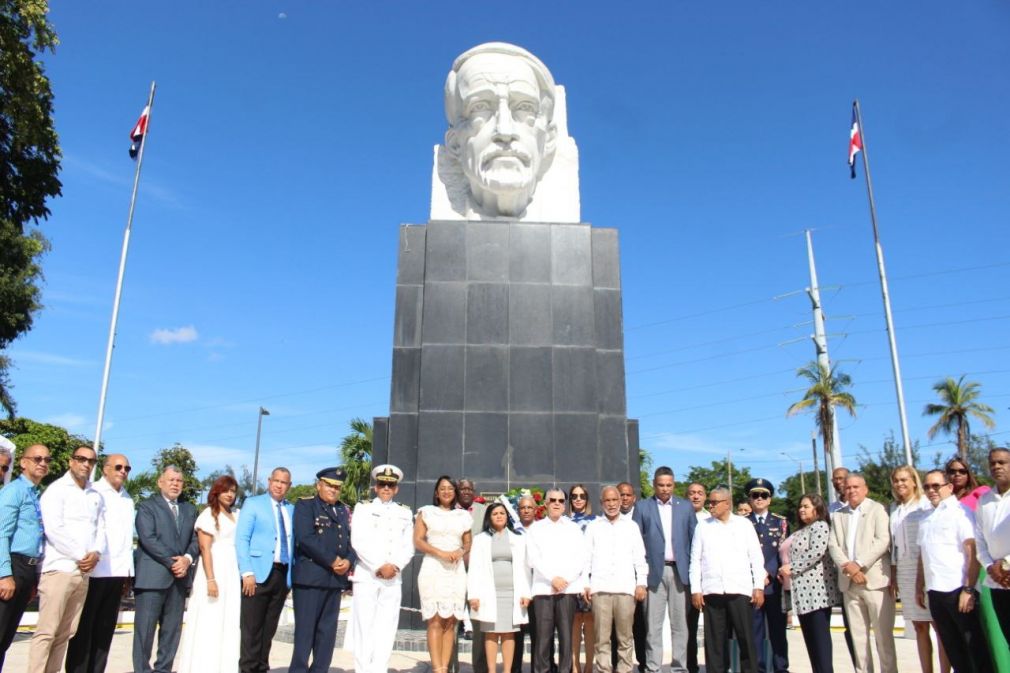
top-left (431, 42), bottom-right (580, 222)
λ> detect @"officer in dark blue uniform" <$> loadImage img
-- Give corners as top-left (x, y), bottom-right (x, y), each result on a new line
top-left (288, 467), bottom-right (356, 673)
top-left (745, 477), bottom-right (790, 673)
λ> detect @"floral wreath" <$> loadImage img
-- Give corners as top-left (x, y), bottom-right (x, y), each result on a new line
top-left (504, 486), bottom-right (547, 522)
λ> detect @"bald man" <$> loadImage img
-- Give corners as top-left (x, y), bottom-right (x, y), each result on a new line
top-left (66, 454), bottom-right (135, 673)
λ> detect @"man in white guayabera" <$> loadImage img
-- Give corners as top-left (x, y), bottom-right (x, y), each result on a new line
top-left (443, 42), bottom-right (558, 219)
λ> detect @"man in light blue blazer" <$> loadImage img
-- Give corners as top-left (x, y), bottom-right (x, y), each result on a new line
top-left (236, 467), bottom-right (294, 673)
top-left (633, 466), bottom-right (697, 673)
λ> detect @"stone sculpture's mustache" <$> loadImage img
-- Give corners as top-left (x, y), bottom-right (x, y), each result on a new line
top-left (480, 147), bottom-right (532, 170)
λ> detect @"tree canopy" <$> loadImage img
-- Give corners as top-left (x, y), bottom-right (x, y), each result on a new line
top-left (339, 418), bottom-right (372, 505)
top-left (923, 375), bottom-right (995, 463)
top-left (787, 362), bottom-right (857, 462)
top-left (0, 416), bottom-right (92, 487)
top-left (0, 0), bottom-right (63, 417)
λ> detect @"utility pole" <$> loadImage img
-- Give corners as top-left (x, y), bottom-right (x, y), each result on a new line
top-left (805, 229), bottom-right (843, 479)
top-left (811, 431), bottom-right (823, 497)
top-left (252, 407), bottom-right (270, 495)
top-left (781, 452), bottom-right (806, 495)
top-left (727, 449), bottom-right (734, 499)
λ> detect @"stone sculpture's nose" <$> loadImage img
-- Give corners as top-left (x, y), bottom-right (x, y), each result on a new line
top-left (492, 96), bottom-right (517, 141)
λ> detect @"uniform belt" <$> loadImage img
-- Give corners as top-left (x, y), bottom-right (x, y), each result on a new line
top-left (11, 553), bottom-right (41, 566)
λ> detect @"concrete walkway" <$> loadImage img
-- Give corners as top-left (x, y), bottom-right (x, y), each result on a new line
top-left (6, 626), bottom-right (922, 672)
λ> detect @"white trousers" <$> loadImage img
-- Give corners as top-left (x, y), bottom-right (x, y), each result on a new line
top-left (351, 578), bottom-right (402, 673)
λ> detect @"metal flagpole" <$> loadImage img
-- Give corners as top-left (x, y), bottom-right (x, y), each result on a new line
top-left (853, 99), bottom-right (913, 466)
top-left (93, 81), bottom-right (156, 453)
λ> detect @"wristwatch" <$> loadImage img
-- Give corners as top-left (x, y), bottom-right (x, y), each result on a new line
top-left (961, 586), bottom-right (977, 596)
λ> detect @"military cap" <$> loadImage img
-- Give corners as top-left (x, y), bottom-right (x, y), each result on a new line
top-left (371, 463), bottom-right (403, 484)
top-left (316, 466), bottom-right (346, 486)
top-left (745, 477), bottom-right (774, 496)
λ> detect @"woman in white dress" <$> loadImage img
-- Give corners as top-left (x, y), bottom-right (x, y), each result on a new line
top-left (177, 475), bottom-right (241, 673)
top-left (888, 465), bottom-right (937, 673)
top-left (414, 475), bottom-right (473, 673)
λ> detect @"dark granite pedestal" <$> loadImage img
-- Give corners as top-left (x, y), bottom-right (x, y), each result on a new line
top-left (373, 219), bottom-right (639, 627)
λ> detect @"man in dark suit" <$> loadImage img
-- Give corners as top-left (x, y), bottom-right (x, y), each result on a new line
top-left (633, 466), bottom-right (697, 673)
top-left (288, 467), bottom-right (357, 673)
top-left (132, 465), bottom-right (199, 673)
top-left (744, 478), bottom-right (789, 673)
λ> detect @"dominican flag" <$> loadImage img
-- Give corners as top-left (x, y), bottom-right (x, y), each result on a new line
top-left (848, 106), bottom-right (862, 179)
top-left (129, 105), bottom-right (150, 159)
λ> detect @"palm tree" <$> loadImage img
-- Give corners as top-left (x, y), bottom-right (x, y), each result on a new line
top-left (787, 362), bottom-right (857, 461)
top-left (339, 418), bottom-right (373, 505)
top-left (923, 375), bottom-right (995, 463)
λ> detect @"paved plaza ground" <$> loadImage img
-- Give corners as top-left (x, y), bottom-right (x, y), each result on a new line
top-left (6, 625), bottom-right (922, 672)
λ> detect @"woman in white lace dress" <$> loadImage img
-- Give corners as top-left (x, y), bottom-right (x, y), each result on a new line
top-left (414, 476), bottom-right (473, 673)
top-left (888, 465), bottom-right (937, 673)
top-left (177, 475), bottom-right (241, 673)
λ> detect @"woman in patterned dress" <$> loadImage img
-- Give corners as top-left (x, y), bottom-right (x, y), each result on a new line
top-left (888, 465), bottom-right (937, 673)
top-left (414, 475), bottom-right (473, 673)
top-left (779, 494), bottom-right (840, 673)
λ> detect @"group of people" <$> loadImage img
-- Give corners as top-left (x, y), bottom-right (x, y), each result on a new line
top-left (1, 443), bottom-right (1009, 673)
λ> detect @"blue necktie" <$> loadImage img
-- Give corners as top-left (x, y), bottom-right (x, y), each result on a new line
top-left (277, 502), bottom-right (289, 564)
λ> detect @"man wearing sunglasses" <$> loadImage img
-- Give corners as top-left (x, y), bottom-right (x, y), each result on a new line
top-left (349, 464), bottom-right (415, 673)
top-left (527, 488), bottom-right (588, 673)
top-left (66, 454), bottom-right (134, 673)
top-left (0, 443), bottom-right (50, 669)
top-left (28, 445), bottom-right (106, 673)
top-left (0, 439), bottom-right (12, 487)
top-left (744, 478), bottom-right (789, 673)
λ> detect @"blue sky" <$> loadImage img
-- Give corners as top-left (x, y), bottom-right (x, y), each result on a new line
top-left (10, 1), bottom-right (1010, 490)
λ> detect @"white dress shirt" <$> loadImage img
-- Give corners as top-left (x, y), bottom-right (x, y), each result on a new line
top-left (40, 472), bottom-right (106, 573)
top-left (657, 497), bottom-right (675, 562)
top-left (93, 478), bottom-right (135, 577)
top-left (917, 495), bottom-right (975, 592)
top-left (584, 516), bottom-right (648, 595)
top-left (695, 509), bottom-right (712, 522)
top-left (975, 486), bottom-right (1010, 589)
top-left (846, 501), bottom-right (864, 564)
top-left (526, 515), bottom-right (587, 596)
top-left (689, 514), bottom-right (766, 596)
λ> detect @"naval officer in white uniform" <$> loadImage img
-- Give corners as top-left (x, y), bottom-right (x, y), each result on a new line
top-left (349, 464), bottom-right (415, 673)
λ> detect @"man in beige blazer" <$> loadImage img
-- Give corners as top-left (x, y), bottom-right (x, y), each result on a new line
top-left (827, 473), bottom-right (897, 673)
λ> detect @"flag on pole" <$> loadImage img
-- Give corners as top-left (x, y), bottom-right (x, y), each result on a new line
top-left (848, 106), bottom-right (862, 179)
top-left (129, 105), bottom-right (150, 159)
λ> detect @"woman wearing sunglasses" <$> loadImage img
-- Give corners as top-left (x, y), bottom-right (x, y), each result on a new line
top-left (945, 456), bottom-right (988, 511)
top-left (568, 485), bottom-right (596, 673)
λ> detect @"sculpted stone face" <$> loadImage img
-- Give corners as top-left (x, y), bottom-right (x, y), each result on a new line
top-left (445, 45), bottom-right (557, 218)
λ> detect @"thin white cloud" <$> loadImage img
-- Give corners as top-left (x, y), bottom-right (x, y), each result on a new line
top-left (9, 350), bottom-right (95, 367)
top-left (43, 413), bottom-right (87, 430)
top-left (150, 325), bottom-right (199, 345)
top-left (62, 154), bottom-right (185, 210)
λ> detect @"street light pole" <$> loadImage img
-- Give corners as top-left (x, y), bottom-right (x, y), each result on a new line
top-left (781, 452), bottom-right (806, 495)
top-left (252, 407), bottom-right (270, 495)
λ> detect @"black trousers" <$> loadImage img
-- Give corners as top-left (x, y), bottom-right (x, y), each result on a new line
top-left (289, 585), bottom-right (341, 673)
top-left (704, 594), bottom-right (758, 673)
top-left (533, 594), bottom-right (576, 673)
top-left (992, 589), bottom-right (1010, 651)
top-left (687, 595), bottom-right (701, 673)
top-left (752, 589), bottom-right (788, 673)
top-left (928, 588), bottom-right (993, 673)
top-left (0, 554), bottom-right (40, 670)
top-left (513, 623), bottom-right (530, 673)
top-left (240, 564), bottom-right (290, 673)
top-left (65, 576), bottom-right (126, 673)
top-left (797, 608), bottom-right (833, 673)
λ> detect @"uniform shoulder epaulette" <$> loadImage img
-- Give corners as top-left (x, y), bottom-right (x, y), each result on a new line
top-left (770, 512), bottom-right (785, 519)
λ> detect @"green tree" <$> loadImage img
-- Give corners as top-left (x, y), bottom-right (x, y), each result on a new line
top-left (339, 418), bottom-right (372, 506)
top-left (931, 433), bottom-right (997, 488)
top-left (923, 375), bottom-right (996, 464)
top-left (684, 459), bottom-right (753, 507)
top-left (124, 470), bottom-right (158, 504)
top-left (150, 443), bottom-right (201, 503)
top-left (0, 416), bottom-right (90, 486)
top-left (787, 362), bottom-right (857, 465)
top-left (856, 431), bottom-right (922, 505)
top-left (201, 464), bottom-right (262, 506)
top-left (639, 448), bottom-right (654, 498)
top-left (286, 483), bottom-right (316, 504)
top-left (0, 0), bottom-right (63, 417)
